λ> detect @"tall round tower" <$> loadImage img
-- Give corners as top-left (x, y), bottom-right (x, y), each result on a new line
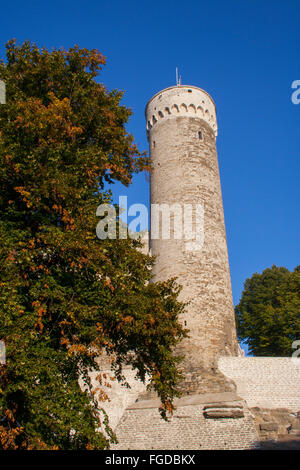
top-left (146, 85), bottom-right (238, 394)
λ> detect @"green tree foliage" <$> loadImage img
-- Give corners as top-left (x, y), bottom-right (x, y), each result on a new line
top-left (235, 265), bottom-right (300, 356)
top-left (0, 40), bottom-right (187, 449)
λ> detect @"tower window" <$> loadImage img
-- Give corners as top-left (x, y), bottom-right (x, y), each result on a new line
top-left (198, 131), bottom-right (203, 140)
top-left (152, 141), bottom-right (156, 148)
top-left (188, 89), bottom-right (192, 93)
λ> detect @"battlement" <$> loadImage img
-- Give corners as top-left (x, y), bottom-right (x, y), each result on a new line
top-left (145, 85), bottom-right (218, 137)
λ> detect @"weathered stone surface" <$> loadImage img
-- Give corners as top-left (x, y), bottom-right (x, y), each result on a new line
top-left (204, 408), bottom-right (244, 419)
top-left (146, 85), bottom-right (238, 393)
top-left (129, 392), bottom-right (243, 410)
top-left (259, 422), bottom-right (278, 432)
top-left (250, 406), bottom-right (300, 447)
top-left (219, 357), bottom-right (300, 411)
top-left (203, 401), bottom-right (245, 420)
top-left (85, 357), bottom-right (148, 431)
top-left (203, 402), bottom-right (243, 409)
top-left (111, 402), bottom-right (259, 450)
top-left (288, 423), bottom-right (300, 435)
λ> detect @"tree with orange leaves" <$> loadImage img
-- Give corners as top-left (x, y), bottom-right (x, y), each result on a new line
top-left (0, 40), bottom-right (186, 449)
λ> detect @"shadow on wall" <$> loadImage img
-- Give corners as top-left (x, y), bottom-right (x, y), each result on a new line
top-left (259, 433), bottom-right (300, 450)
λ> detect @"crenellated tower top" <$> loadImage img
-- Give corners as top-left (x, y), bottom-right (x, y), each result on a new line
top-left (145, 85), bottom-right (218, 139)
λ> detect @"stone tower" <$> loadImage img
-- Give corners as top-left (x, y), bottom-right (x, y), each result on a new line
top-left (109, 86), bottom-right (297, 450)
top-left (146, 85), bottom-right (238, 393)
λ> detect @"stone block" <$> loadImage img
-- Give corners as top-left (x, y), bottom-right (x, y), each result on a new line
top-left (259, 422), bottom-right (279, 432)
top-left (204, 406), bottom-right (244, 419)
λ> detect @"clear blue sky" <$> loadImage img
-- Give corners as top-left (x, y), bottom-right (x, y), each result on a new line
top-left (1, 0), bottom-right (299, 312)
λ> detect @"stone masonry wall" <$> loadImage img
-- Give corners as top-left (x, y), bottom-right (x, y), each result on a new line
top-left (111, 401), bottom-right (259, 450)
top-left (219, 357), bottom-right (300, 410)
